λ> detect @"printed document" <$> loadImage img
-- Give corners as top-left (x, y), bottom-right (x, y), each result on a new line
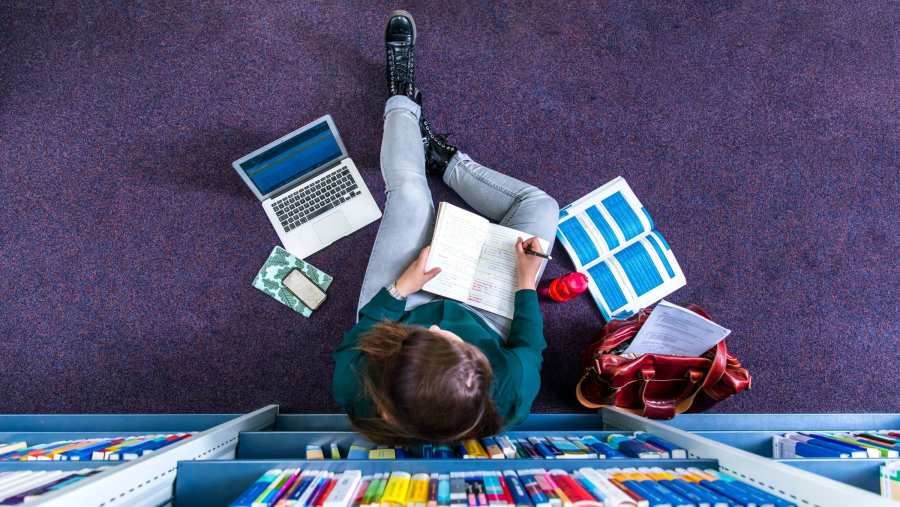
top-left (624, 300), bottom-right (731, 356)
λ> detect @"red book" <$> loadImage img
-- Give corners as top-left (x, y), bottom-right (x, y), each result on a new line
top-left (549, 472), bottom-right (596, 504)
top-left (498, 473), bottom-right (515, 506)
top-left (315, 477), bottom-right (338, 507)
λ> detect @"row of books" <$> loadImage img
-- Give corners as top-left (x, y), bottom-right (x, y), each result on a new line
top-left (0, 433), bottom-right (193, 462)
top-left (771, 430), bottom-right (900, 459)
top-left (229, 466), bottom-right (796, 507)
top-left (0, 468), bottom-right (106, 505)
top-left (306, 434), bottom-right (687, 461)
top-left (882, 461), bottom-right (900, 501)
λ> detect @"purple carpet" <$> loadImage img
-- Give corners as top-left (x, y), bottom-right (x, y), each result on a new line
top-left (1, 2), bottom-right (897, 415)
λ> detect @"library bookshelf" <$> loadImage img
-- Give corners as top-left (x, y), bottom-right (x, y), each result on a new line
top-left (0, 407), bottom-right (894, 506)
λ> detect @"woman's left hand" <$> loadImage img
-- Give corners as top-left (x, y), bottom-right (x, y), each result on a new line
top-left (393, 246), bottom-right (442, 298)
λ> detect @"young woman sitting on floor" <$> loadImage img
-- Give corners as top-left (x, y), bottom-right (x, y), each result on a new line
top-left (332, 11), bottom-right (558, 444)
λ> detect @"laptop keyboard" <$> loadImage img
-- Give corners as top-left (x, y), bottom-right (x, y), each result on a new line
top-left (273, 167), bottom-right (362, 232)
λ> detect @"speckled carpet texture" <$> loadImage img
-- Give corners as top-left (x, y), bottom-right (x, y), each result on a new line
top-left (1, 1), bottom-right (897, 414)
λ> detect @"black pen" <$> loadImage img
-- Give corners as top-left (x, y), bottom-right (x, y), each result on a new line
top-left (525, 248), bottom-right (552, 261)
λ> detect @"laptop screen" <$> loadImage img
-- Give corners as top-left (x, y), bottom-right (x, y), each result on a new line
top-left (239, 120), bottom-right (344, 196)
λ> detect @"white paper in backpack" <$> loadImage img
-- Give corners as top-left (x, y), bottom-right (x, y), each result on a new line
top-left (623, 300), bottom-right (731, 357)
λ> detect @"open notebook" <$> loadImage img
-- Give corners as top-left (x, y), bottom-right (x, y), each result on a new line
top-left (423, 202), bottom-right (550, 319)
top-left (557, 177), bottom-right (685, 320)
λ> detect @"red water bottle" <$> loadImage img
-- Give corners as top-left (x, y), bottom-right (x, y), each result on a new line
top-left (538, 272), bottom-right (589, 302)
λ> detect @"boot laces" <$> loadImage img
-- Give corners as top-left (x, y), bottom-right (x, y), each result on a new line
top-left (421, 119), bottom-right (453, 151)
top-left (387, 45), bottom-right (415, 93)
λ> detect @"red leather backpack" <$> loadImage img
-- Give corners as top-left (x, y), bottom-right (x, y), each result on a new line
top-left (575, 305), bottom-right (752, 419)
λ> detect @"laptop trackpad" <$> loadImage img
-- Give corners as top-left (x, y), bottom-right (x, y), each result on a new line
top-left (313, 212), bottom-right (351, 245)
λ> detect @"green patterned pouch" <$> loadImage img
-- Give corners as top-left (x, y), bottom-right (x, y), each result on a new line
top-left (252, 246), bottom-right (333, 318)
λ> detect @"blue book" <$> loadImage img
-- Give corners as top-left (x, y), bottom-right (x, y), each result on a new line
top-left (516, 439), bottom-right (541, 459)
top-left (635, 433), bottom-right (688, 458)
top-left (774, 436), bottom-right (849, 458)
top-left (118, 437), bottom-right (163, 460)
top-left (661, 478), bottom-right (728, 507)
top-left (287, 473), bottom-right (317, 501)
top-left (712, 470), bottom-right (796, 507)
top-left (434, 445), bottom-right (454, 459)
top-left (621, 479), bottom-right (668, 506)
top-left (557, 177), bottom-right (685, 320)
top-left (797, 433), bottom-right (869, 455)
top-left (502, 471), bottom-right (534, 507)
top-left (63, 439), bottom-right (117, 461)
top-left (579, 436), bottom-right (627, 459)
top-left (347, 443), bottom-right (370, 460)
top-left (229, 468), bottom-right (282, 507)
top-left (607, 434), bottom-right (665, 459)
top-left (527, 437), bottom-right (557, 459)
top-left (643, 479), bottom-right (693, 507)
top-left (438, 474), bottom-right (452, 505)
top-left (699, 478), bottom-right (757, 506)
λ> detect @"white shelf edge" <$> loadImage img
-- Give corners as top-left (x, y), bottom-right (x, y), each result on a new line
top-left (30, 404), bottom-right (279, 507)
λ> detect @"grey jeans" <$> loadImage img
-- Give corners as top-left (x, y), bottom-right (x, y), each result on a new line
top-left (357, 95), bottom-right (559, 336)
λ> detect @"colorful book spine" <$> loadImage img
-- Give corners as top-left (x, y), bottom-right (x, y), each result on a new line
top-left (770, 431), bottom-right (900, 459)
top-left (224, 467), bottom-right (794, 507)
top-left (427, 473), bottom-right (439, 507)
top-left (579, 436), bottom-right (626, 459)
top-left (381, 471), bottom-right (412, 506)
top-left (463, 440), bottom-right (489, 459)
top-left (437, 474), bottom-right (451, 507)
top-left (408, 473), bottom-right (430, 507)
top-left (449, 472), bottom-right (467, 507)
top-left (264, 434), bottom-right (685, 461)
top-left (634, 433), bottom-right (687, 459)
top-left (882, 461), bottom-right (900, 501)
top-left (606, 435), bottom-right (665, 459)
top-left (0, 434), bottom-right (191, 462)
top-left (324, 470), bottom-right (362, 507)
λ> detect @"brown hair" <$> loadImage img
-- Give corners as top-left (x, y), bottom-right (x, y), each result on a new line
top-left (351, 321), bottom-right (502, 445)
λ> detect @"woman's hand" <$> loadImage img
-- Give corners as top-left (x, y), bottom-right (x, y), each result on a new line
top-left (393, 246), bottom-right (442, 298)
top-left (515, 237), bottom-right (544, 291)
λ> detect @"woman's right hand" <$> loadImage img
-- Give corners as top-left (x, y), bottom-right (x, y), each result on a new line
top-left (515, 237), bottom-right (545, 291)
top-left (393, 246), bottom-right (442, 298)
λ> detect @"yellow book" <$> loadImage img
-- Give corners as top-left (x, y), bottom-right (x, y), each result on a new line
top-left (306, 445), bottom-right (325, 460)
top-left (381, 472), bottom-right (411, 507)
top-left (646, 470), bottom-right (676, 481)
top-left (683, 469), bottom-right (717, 481)
top-left (369, 447), bottom-right (396, 460)
top-left (407, 473), bottom-right (430, 507)
top-left (463, 439), bottom-right (488, 458)
top-left (45, 439), bottom-right (101, 460)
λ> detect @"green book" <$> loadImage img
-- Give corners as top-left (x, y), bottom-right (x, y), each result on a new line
top-left (252, 246), bottom-right (332, 318)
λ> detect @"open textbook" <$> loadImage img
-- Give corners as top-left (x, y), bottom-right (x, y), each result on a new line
top-left (557, 177), bottom-right (685, 320)
top-left (423, 202), bottom-right (550, 319)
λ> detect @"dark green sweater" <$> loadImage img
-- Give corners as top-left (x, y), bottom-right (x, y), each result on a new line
top-left (332, 287), bottom-right (546, 429)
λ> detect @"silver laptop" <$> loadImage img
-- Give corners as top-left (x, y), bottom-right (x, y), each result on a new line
top-left (233, 115), bottom-right (382, 259)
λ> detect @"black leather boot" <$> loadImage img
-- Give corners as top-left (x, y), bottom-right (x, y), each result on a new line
top-left (420, 118), bottom-right (458, 176)
top-left (385, 10), bottom-right (416, 99)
